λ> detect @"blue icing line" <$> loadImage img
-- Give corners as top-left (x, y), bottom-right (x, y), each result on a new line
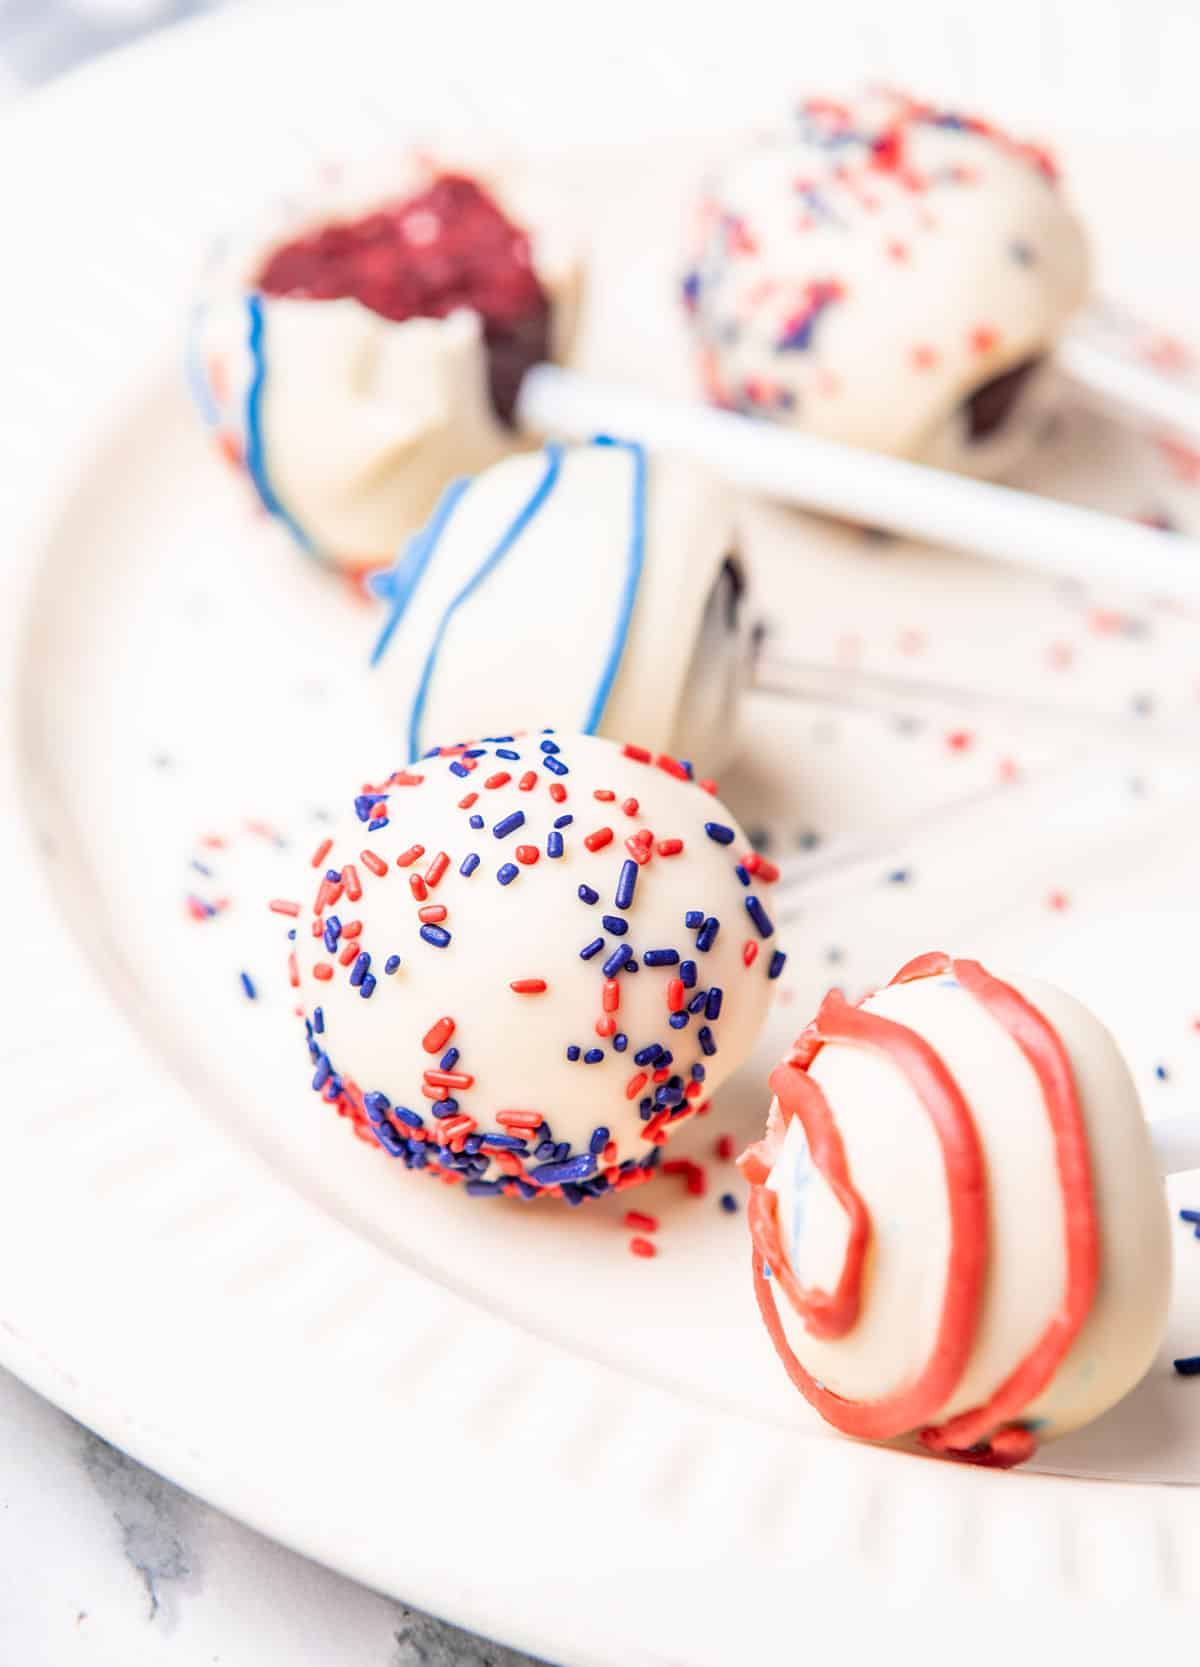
top-left (370, 474), bottom-right (473, 665)
top-left (583, 437), bottom-right (647, 735)
top-left (405, 445), bottom-right (564, 761)
top-left (242, 293), bottom-right (316, 556)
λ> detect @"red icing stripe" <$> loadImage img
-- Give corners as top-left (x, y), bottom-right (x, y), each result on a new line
top-left (743, 954), bottom-right (1099, 1468)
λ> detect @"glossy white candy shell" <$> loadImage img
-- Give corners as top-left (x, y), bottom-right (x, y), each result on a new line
top-left (770, 971), bottom-right (1171, 1442)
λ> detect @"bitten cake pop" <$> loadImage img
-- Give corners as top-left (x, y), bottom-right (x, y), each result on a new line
top-left (369, 438), bottom-right (748, 774)
top-left (740, 952), bottom-right (1171, 1467)
top-left (285, 731), bottom-right (783, 1202)
top-left (683, 90), bottom-right (1090, 477)
top-left (187, 155), bottom-right (580, 570)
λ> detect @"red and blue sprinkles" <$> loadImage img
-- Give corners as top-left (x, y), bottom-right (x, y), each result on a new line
top-left (282, 731), bottom-right (781, 1204)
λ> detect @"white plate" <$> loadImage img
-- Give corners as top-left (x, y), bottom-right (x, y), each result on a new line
top-left (5, 5), bottom-right (1200, 1663)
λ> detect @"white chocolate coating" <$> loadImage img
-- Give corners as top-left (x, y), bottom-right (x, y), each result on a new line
top-left (369, 440), bottom-right (749, 776)
top-left (187, 153), bottom-right (581, 568)
top-left (685, 91), bottom-right (1090, 478)
top-left (764, 964), bottom-right (1171, 1446)
top-left (296, 731), bottom-right (781, 1200)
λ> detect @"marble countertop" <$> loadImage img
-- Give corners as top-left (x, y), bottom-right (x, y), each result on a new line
top-left (0, 1364), bottom-right (544, 1665)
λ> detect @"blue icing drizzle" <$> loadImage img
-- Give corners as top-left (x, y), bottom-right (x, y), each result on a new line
top-left (242, 293), bottom-right (315, 556)
top-left (369, 437), bottom-right (649, 757)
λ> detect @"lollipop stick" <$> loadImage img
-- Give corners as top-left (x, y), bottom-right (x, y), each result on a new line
top-left (1058, 326), bottom-right (1200, 439)
top-left (1151, 1115), bottom-right (1200, 1178)
top-left (516, 362), bottom-right (1200, 606)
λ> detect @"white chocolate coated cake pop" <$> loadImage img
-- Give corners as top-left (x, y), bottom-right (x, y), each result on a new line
top-left (369, 439), bottom-right (750, 775)
top-left (187, 155), bottom-right (580, 571)
top-left (740, 952), bottom-right (1170, 1467)
top-left (288, 731), bottom-right (783, 1203)
top-left (684, 90), bottom-right (1090, 478)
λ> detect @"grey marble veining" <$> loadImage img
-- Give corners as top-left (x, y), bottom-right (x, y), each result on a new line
top-left (0, 1365), bottom-right (547, 1665)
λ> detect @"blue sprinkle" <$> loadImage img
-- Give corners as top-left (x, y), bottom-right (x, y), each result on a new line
top-left (583, 1048), bottom-right (604, 1064)
top-left (696, 916), bottom-right (719, 952)
top-left (887, 868), bottom-right (910, 885)
top-left (363, 1091), bottom-right (390, 1121)
top-left (480, 1133), bottom-right (530, 1152)
top-left (625, 959), bottom-right (639, 973)
top-left (531, 1154), bottom-right (597, 1185)
top-left (690, 1063), bottom-right (706, 1082)
top-left (547, 830), bottom-right (564, 859)
top-left (469, 814), bottom-right (485, 830)
top-left (566, 1045), bottom-right (581, 1062)
top-left (496, 863), bottom-right (519, 886)
top-left (680, 959), bottom-right (697, 988)
top-left (768, 949), bottom-right (787, 980)
top-left (590, 1126), bottom-right (610, 1154)
top-left (688, 992), bottom-right (708, 1014)
top-left (642, 948), bottom-right (679, 967)
top-left (496, 748), bottom-right (521, 760)
top-left (394, 1106), bottom-right (423, 1128)
top-left (449, 760), bottom-right (470, 778)
top-left (536, 1139), bottom-right (558, 1158)
top-left (554, 1142), bottom-right (570, 1161)
top-left (1175, 1356), bottom-right (1200, 1376)
top-left (578, 885), bottom-right (599, 905)
top-left (466, 1179), bottom-right (504, 1197)
top-left (432, 1098), bottom-right (459, 1116)
top-left (240, 971), bottom-right (257, 1001)
top-left (540, 739), bottom-right (561, 754)
top-left (325, 868), bottom-right (342, 882)
top-left (384, 955), bottom-right (401, 975)
top-left (463, 748), bottom-right (487, 758)
top-left (440, 1047), bottom-right (459, 1070)
top-left (704, 821), bottom-right (735, 845)
top-left (543, 756), bottom-right (568, 776)
top-left (313, 1006), bottom-right (325, 1033)
top-left (312, 1054), bottom-right (331, 1091)
top-left (493, 810), bottom-right (526, 839)
top-left (420, 924), bottom-right (452, 947)
top-left (706, 987), bottom-right (724, 1020)
top-left (719, 1193), bottom-right (738, 1214)
top-left (349, 951), bottom-right (371, 987)
top-left (191, 859), bottom-right (212, 877)
top-left (602, 943), bottom-right (631, 977)
top-left (554, 814), bottom-right (574, 829)
top-left (367, 818), bottom-right (389, 832)
top-left (359, 973), bottom-right (377, 999)
top-left (734, 865), bottom-right (751, 887)
top-left (460, 853), bottom-right (480, 877)
top-left (634, 1043), bottom-right (663, 1067)
top-left (580, 937), bottom-right (605, 960)
top-left (668, 1012), bottom-right (689, 1030)
top-left (373, 1121), bottom-right (404, 1157)
top-left (615, 859), bottom-right (638, 910)
top-left (698, 1025), bottom-right (717, 1057)
top-left (613, 1033), bottom-right (628, 1052)
top-left (1156, 1064), bottom-right (1170, 1081)
top-left (354, 795), bottom-right (379, 822)
top-left (685, 910), bottom-right (704, 929)
top-left (1181, 1210), bottom-right (1200, 1224)
top-left (602, 915), bottom-right (628, 935)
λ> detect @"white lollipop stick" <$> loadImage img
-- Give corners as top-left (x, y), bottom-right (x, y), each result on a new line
top-left (1151, 1116), bottom-right (1200, 1177)
top-left (1058, 325), bottom-right (1200, 439)
top-left (516, 363), bottom-right (1200, 607)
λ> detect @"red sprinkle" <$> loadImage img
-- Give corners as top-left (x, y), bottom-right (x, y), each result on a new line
top-left (339, 943), bottom-right (359, 966)
top-left (342, 864), bottom-right (362, 902)
top-left (621, 797), bottom-right (640, 816)
top-left (497, 1110), bottom-right (543, 1129)
top-left (594, 789), bottom-right (616, 802)
top-left (595, 1015), bottom-right (616, 1038)
top-left (625, 1071), bottom-right (649, 1100)
top-left (360, 850), bottom-right (388, 878)
top-left (602, 979), bottom-right (620, 1013)
top-left (425, 851), bottom-right (450, 887)
top-left (510, 978), bottom-right (548, 994)
top-left (288, 952), bottom-right (300, 989)
top-left (485, 772), bottom-right (511, 790)
top-left (418, 904), bottom-right (448, 923)
top-left (656, 754), bottom-right (689, 780)
top-left (310, 837), bottom-right (333, 869)
top-left (423, 1016), bottom-right (456, 1052)
top-left (667, 978), bottom-right (685, 1013)
top-left (518, 771), bottom-right (538, 791)
top-left (549, 783), bottom-right (567, 804)
top-left (396, 844), bottom-right (426, 867)
top-left (743, 940), bottom-right (759, 967)
top-left (625, 837), bottom-right (654, 866)
top-left (409, 873), bottom-right (429, 902)
top-left (663, 1158), bottom-right (707, 1197)
top-left (423, 1069), bottom-right (475, 1090)
top-left (656, 838), bottom-right (684, 857)
top-left (698, 779), bottom-right (718, 796)
top-left (946, 729), bottom-right (974, 752)
top-left (457, 793), bottom-right (479, 810)
top-left (629, 1237), bottom-right (657, 1259)
top-left (715, 1134), bottom-right (735, 1161)
top-left (515, 844), bottom-right (540, 865)
top-left (341, 919), bottom-right (363, 938)
top-left (269, 898), bottom-right (301, 916)
top-left (623, 743), bottom-right (652, 764)
top-left (625, 1210), bottom-right (659, 1232)
top-left (584, 827), bottom-right (614, 852)
top-left (313, 962), bottom-right (334, 981)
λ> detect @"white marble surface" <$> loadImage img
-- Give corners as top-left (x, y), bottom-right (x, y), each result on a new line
top-left (0, 1365), bottom-right (544, 1666)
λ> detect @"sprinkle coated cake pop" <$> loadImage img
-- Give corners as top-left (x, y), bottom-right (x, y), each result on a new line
top-left (285, 731), bottom-right (784, 1203)
top-left (370, 438), bottom-right (749, 774)
top-left (187, 154), bottom-right (581, 570)
top-left (683, 90), bottom-right (1090, 478)
top-left (740, 953), bottom-right (1170, 1466)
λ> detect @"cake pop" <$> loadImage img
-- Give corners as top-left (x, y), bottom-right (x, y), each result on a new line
top-left (285, 730), bottom-right (783, 1203)
top-left (187, 154), bottom-right (580, 570)
top-left (740, 952), bottom-right (1171, 1466)
top-left (369, 438), bottom-right (749, 774)
top-left (683, 90), bottom-right (1090, 477)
